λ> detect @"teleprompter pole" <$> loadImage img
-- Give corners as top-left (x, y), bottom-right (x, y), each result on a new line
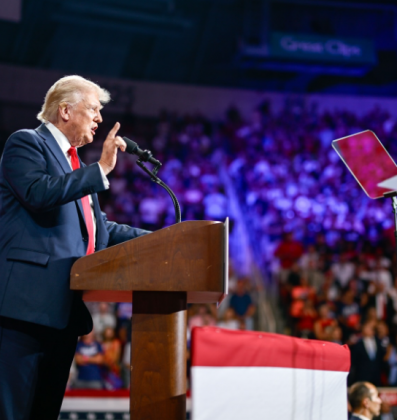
top-left (383, 191), bottom-right (397, 267)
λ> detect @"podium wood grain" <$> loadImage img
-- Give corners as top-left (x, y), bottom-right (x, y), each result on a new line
top-left (130, 292), bottom-right (187, 420)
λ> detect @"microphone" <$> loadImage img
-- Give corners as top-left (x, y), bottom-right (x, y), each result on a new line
top-left (123, 137), bottom-right (161, 166)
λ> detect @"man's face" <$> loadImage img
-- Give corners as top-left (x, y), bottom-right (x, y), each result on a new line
top-left (362, 323), bottom-right (375, 338)
top-left (66, 90), bottom-right (103, 147)
top-left (366, 384), bottom-right (382, 417)
top-left (82, 330), bottom-right (95, 344)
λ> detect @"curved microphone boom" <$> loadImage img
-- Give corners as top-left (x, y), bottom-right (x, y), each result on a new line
top-left (123, 136), bottom-right (181, 224)
top-left (123, 137), bottom-right (161, 166)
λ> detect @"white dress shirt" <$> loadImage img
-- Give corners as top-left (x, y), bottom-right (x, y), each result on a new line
top-left (45, 122), bottom-right (109, 247)
top-left (363, 336), bottom-right (377, 360)
top-left (352, 414), bottom-right (370, 420)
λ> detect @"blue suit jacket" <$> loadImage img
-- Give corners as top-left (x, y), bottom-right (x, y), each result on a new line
top-left (0, 124), bottom-right (148, 334)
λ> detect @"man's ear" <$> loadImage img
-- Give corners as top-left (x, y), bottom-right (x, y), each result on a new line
top-left (363, 397), bottom-right (370, 408)
top-left (58, 102), bottom-right (71, 122)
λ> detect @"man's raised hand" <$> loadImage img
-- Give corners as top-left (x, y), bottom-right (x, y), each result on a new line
top-left (98, 122), bottom-right (126, 175)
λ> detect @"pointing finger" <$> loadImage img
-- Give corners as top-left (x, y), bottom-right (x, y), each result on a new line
top-left (108, 122), bottom-right (120, 138)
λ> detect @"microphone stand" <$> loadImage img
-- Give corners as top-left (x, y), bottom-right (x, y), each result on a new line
top-left (136, 159), bottom-right (182, 224)
top-left (384, 191), bottom-right (397, 272)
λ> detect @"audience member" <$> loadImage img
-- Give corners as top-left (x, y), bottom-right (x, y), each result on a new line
top-left (290, 276), bottom-right (316, 321)
top-left (337, 289), bottom-right (361, 340)
top-left (274, 233), bottom-right (304, 282)
top-left (217, 308), bottom-right (240, 330)
top-left (74, 331), bottom-right (104, 390)
top-left (92, 302), bottom-right (117, 340)
top-left (229, 279), bottom-right (256, 330)
top-left (102, 327), bottom-right (122, 390)
top-left (350, 322), bottom-right (385, 386)
top-left (313, 304), bottom-right (336, 341)
top-left (122, 341), bottom-right (131, 388)
top-left (188, 304), bottom-right (217, 332)
top-left (331, 254), bottom-right (355, 289)
top-left (380, 401), bottom-right (394, 420)
top-left (299, 244), bottom-right (324, 292)
top-left (348, 382), bottom-right (382, 420)
top-left (296, 299), bottom-right (317, 338)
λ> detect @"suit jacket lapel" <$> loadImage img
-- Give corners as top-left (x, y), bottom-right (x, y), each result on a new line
top-left (35, 123), bottom-right (86, 221)
top-left (36, 124), bottom-right (72, 175)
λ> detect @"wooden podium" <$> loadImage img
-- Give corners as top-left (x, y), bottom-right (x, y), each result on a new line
top-left (70, 220), bottom-right (228, 420)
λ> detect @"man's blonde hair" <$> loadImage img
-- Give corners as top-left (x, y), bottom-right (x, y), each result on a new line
top-left (37, 75), bottom-right (111, 123)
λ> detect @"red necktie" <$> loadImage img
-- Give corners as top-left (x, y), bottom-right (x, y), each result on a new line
top-left (68, 147), bottom-right (95, 255)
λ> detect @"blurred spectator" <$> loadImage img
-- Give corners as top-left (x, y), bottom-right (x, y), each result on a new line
top-left (313, 304), bottom-right (337, 341)
top-left (290, 277), bottom-right (316, 331)
top-left (329, 326), bottom-right (343, 345)
top-left (296, 299), bottom-right (317, 338)
top-left (386, 331), bottom-right (397, 387)
top-left (122, 341), bottom-right (131, 388)
top-left (375, 259), bottom-right (393, 293)
top-left (380, 402), bottom-right (394, 420)
top-left (74, 331), bottom-right (104, 390)
top-left (217, 308), bottom-right (240, 330)
top-left (67, 361), bottom-right (77, 390)
top-left (375, 281), bottom-right (390, 322)
top-left (350, 322), bottom-right (386, 386)
top-left (116, 302), bottom-right (133, 343)
top-left (274, 233), bottom-right (304, 282)
top-left (299, 244), bottom-right (324, 292)
top-left (102, 327), bottom-right (122, 390)
top-left (138, 192), bottom-right (165, 230)
top-left (286, 263), bottom-right (301, 288)
top-left (377, 321), bottom-right (390, 350)
top-left (337, 288), bottom-right (361, 340)
top-left (317, 271), bottom-right (340, 304)
top-left (188, 305), bottom-right (216, 331)
top-left (364, 307), bottom-right (379, 325)
top-left (202, 185), bottom-right (228, 221)
top-left (229, 279), bottom-right (256, 330)
top-left (92, 302), bottom-right (117, 340)
top-left (331, 254), bottom-right (355, 289)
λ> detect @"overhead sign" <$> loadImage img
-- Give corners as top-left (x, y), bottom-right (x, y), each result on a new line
top-left (0, 0), bottom-right (21, 22)
top-left (270, 32), bottom-right (376, 65)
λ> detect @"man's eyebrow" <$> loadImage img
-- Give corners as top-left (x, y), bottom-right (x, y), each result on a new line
top-left (87, 103), bottom-right (102, 110)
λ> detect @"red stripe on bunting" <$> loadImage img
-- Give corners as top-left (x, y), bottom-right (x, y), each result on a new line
top-left (64, 389), bottom-right (129, 398)
top-left (191, 327), bottom-right (350, 372)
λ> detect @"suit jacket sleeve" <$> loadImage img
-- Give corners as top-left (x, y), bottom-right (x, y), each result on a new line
top-left (1, 130), bottom-right (106, 213)
top-left (101, 211), bottom-right (151, 246)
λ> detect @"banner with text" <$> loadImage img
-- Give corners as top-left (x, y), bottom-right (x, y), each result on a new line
top-left (270, 32), bottom-right (376, 65)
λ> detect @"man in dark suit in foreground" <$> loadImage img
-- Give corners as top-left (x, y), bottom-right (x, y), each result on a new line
top-left (0, 75), bottom-right (149, 419)
top-left (348, 381), bottom-right (382, 420)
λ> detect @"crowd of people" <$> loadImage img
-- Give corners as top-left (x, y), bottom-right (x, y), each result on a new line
top-left (227, 100), bottom-right (397, 266)
top-left (69, 98), bottom-right (397, 392)
top-left (273, 231), bottom-right (397, 387)
top-left (223, 99), bottom-right (397, 389)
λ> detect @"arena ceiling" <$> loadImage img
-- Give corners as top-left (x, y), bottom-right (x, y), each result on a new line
top-left (2, 0), bottom-right (397, 95)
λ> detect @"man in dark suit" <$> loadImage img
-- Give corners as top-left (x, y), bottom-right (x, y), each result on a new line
top-left (349, 321), bottom-right (385, 386)
top-left (348, 381), bottom-right (382, 420)
top-left (0, 76), bottom-right (149, 419)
